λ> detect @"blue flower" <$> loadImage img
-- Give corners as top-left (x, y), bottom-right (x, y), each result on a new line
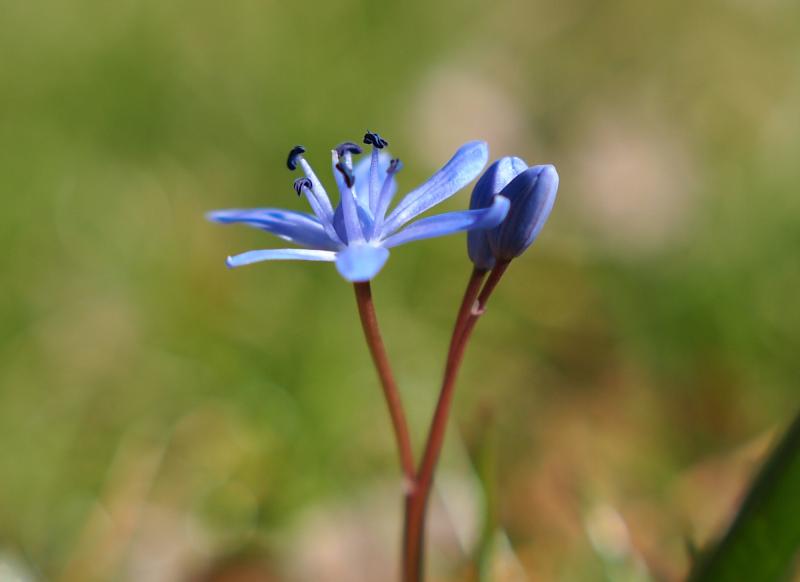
top-left (208, 133), bottom-right (510, 282)
top-left (467, 158), bottom-right (558, 269)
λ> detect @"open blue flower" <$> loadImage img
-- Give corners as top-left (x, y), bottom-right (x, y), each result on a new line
top-left (208, 133), bottom-right (510, 282)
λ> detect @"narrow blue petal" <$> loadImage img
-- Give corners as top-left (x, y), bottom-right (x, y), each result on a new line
top-left (467, 156), bottom-right (528, 269)
top-left (334, 244), bottom-right (390, 282)
top-left (226, 248), bottom-right (337, 268)
top-left (381, 141), bottom-right (489, 236)
top-left (207, 208), bottom-right (339, 250)
top-left (381, 195), bottom-right (510, 249)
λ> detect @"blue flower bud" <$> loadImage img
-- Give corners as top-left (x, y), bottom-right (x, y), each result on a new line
top-left (467, 157), bottom-right (528, 269)
top-left (488, 164), bottom-right (558, 261)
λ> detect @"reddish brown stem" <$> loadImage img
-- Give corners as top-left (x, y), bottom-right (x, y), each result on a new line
top-left (404, 261), bottom-right (510, 581)
top-left (353, 282), bottom-right (415, 482)
top-left (450, 268), bottom-right (488, 360)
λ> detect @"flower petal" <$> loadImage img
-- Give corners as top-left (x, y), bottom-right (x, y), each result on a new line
top-left (334, 244), bottom-right (390, 282)
top-left (381, 195), bottom-right (510, 249)
top-left (207, 208), bottom-right (339, 250)
top-left (381, 141), bottom-right (488, 235)
top-left (226, 248), bottom-right (337, 268)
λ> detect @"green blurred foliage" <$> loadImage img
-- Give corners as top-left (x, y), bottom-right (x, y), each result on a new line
top-left (689, 412), bottom-right (800, 582)
top-left (1, 0), bottom-right (799, 579)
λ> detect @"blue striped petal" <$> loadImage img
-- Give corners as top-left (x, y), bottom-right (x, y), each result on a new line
top-left (381, 195), bottom-right (509, 249)
top-left (381, 141), bottom-right (488, 235)
top-left (226, 248), bottom-right (337, 268)
top-left (207, 208), bottom-right (338, 250)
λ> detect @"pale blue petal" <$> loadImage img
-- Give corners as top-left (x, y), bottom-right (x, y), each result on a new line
top-left (381, 195), bottom-right (510, 249)
top-left (226, 248), bottom-right (337, 268)
top-left (381, 141), bottom-right (488, 235)
top-left (207, 208), bottom-right (339, 250)
top-left (334, 244), bottom-right (390, 282)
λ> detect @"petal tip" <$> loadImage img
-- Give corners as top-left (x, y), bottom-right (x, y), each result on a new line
top-left (494, 195), bottom-right (511, 221)
top-left (206, 210), bottom-right (225, 223)
top-left (335, 244), bottom-right (390, 282)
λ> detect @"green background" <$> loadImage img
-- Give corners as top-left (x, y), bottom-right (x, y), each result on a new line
top-left (1, 0), bottom-right (798, 580)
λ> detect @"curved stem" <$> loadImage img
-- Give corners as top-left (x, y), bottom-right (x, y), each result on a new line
top-left (353, 282), bottom-right (416, 482)
top-left (404, 261), bottom-right (510, 581)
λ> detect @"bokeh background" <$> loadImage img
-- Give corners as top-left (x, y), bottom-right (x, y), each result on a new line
top-left (1, 0), bottom-right (799, 580)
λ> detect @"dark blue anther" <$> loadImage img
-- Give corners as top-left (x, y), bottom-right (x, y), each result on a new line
top-left (335, 162), bottom-right (355, 188)
top-left (363, 131), bottom-right (388, 149)
top-left (287, 145), bottom-right (306, 171)
top-left (293, 177), bottom-right (312, 196)
top-left (388, 158), bottom-right (403, 174)
top-left (335, 142), bottom-right (363, 157)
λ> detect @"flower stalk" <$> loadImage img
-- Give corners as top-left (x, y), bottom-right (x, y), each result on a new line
top-left (404, 261), bottom-right (510, 581)
top-left (353, 282), bottom-right (416, 483)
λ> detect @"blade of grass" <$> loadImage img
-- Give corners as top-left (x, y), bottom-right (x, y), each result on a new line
top-left (467, 406), bottom-right (498, 582)
top-left (688, 409), bottom-right (800, 582)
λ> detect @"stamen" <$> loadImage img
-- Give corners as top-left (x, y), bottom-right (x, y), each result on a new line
top-left (363, 131), bottom-right (388, 149)
top-left (335, 162), bottom-right (355, 188)
top-left (293, 177), bottom-right (312, 196)
top-left (368, 158), bottom-right (402, 239)
top-left (287, 145), bottom-right (306, 171)
top-left (335, 141), bottom-right (363, 157)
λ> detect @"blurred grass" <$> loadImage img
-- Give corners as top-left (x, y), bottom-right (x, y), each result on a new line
top-left (689, 411), bottom-right (800, 581)
top-left (1, 0), bottom-right (799, 579)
